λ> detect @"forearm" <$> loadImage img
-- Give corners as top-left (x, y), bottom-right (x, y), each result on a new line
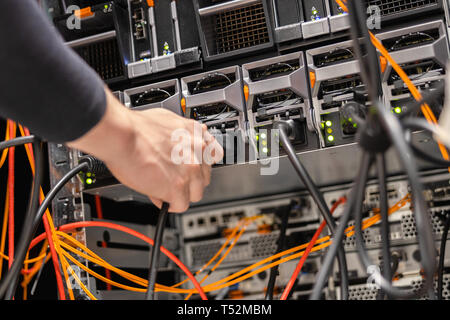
top-left (67, 88), bottom-right (135, 163)
top-left (0, 0), bottom-right (106, 142)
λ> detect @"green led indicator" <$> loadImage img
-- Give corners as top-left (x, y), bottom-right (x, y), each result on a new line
top-left (86, 178), bottom-right (93, 185)
top-left (353, 123), bottom-right (358, 128)
top-left (394, 107), bottom-right (402, 114)
top-left (327, 135), bottom-right (335, 142)
top-left (86, 172), bottom-right (92, 177)
top-left (104, 4), bottom-right (108, 9)
top-left (325, 120), bottom-right (332, 127)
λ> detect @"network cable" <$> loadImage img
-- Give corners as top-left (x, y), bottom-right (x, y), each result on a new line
top-left (0, 147), bottom-right (89, 299)
top-left (146, 201), bottom-right (170, 300)
top-left (273, 119), bottom-right (349, 300)
top-left (310, 0), bottom-right (438, 300)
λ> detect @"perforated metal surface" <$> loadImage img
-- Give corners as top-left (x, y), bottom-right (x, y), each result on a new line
top-left (250, 233), bottom-right (278, 258)
top-left (74, 38), bottom-right (124, 81)
top-left (367, 0), bottom-right (439, 17)
top-left (347, 284), bottom-right (379, 300)
top-left (411, 274), bottom-right (450, 300)
top-left (214, 3), bottom-right (270, 54)
top-left (400, 210), bottom-right (446, 239)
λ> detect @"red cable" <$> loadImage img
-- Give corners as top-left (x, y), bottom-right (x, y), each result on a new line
top-left (28, 220), bottom-right (208, 300)
top-left (94, 195), bottom-right (112, 291)
top-left (280, 197), bottom-right (347, 300)
top-left (7, 120), bottom-right (15, 269)
top-left (19, 127), bottom-right (66, 300)
top-left (42, 214), bottom-right (66, 300)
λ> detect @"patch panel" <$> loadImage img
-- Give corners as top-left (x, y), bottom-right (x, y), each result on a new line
top-left (181, 194), bottom-right (320, 240)
top-left (184, 223), bottom-right (320, 269)
top-left (242, 52), bottom-right (319, 158)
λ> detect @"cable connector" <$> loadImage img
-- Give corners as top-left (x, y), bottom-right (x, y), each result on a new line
top-left (78, 155), bottom-right (109, 177)
top-left (273, 120), bottom-right (297, 140)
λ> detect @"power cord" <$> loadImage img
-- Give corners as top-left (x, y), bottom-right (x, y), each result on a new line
top-left (273, 120), bottom-right (349, 300)
top-left (265, 202), bottom-right (292, 300)
top-left (146, 202), bottom-right (170, 300)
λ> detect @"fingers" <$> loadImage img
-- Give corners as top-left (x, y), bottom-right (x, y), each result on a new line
top-left (149, 197), bottom-right (162, 209)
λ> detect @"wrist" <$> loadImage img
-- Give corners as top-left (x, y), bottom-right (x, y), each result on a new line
top-left (67, 87), bottom-right (136, 162)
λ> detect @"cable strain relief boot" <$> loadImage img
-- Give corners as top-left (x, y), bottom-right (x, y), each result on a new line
top-left (273, 120), bottom-right (296, 140)
top-left (78, 155), bottom-right (109, 177)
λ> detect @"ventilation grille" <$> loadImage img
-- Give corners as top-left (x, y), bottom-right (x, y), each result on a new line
top-left (190, 241), bottom-right (223, 266)
top-left (411, 274), bottom-right (450, 300)
top-left (250, 233), bottom-right (278, 258)
top-left (367, 0), bottom-right (439, 17)
top-left (214, 2), bottom-right (270, 54)
top-left (343, 221), bottom-right (373, 248)
top-left (347, 284), bottom-right (379, 300)
top-left (400, 210), bottom-right (445, 239)
top-left (74, 38), bottom-right (124, 81)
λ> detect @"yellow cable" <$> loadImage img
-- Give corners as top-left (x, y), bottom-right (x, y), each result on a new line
top-left (59, 249), bottom-right (97, 300)
top-left (38, 195), bottom-right (410, 296)
top-left (185, 219), bottom-right (253, 300)
top-left (173, 215), bottom-right (262, 289)
top-left (44, 210), bottom-right (75, 299)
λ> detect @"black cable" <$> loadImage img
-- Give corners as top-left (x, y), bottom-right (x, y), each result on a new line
top-left (345, 0), bottom-right (436, 299)
top-left (265, 203), bottom-right (292, 300)
top-left (146, 202), bottom-right (170, 300)
top-left (411, 144), bottom-right (450, 167)
top-left (437, 215), bottom-right (450, 299)
top-left (402, 118), bottom-right (450, 166)
top-left (3, 139), bottom-right (43, 299)
top-left (274, 120), bottom-right (349, 300)
top-left (0, 135), bottom-right (36, 150)
top-left (399, 82), bottom-right (445, 119)
top-left (310, 152), bottom-right (372, 300)
top-left (356, 103), bottom-right (436, 300)
top-left (0, 161), bottom-right (89, 299)
top-left (376, 153), bottom-right (392, 300)
top-left (346, 0), bottom-right (382, 102)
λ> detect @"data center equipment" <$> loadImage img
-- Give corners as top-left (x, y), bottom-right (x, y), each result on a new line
top-left (377, 20), bottom-right (449, 117)
top-left (305, 39), bottom-right (366, 147)
top-left (123, 78), bottom-right (182, 115)
top-left (192, 0), bottom-right (274, 61)
top-left (242, 52), bottom-right (319, 157)
top-left (181, 66), bottom-right (248, 165)
top-left (34, 0), bottom-right (450, 301)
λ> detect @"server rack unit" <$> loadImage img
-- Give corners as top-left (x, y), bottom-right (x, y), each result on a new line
top-left (271, 0), bottom-right (304, 44)
top-left (376, 20), bottom-right (449, 117)
top-left (126, 0), bottom-right (201, 79)
top-left (181, 66), bottom-right (248, 165)
top-left (123, 78), bottom-right (182, 115)
top-left (306, 40), bottom-right (369, 148)
top-left (67, 30), bottom-right (128, 83)
top-left (242, 52), bottom-right (319, 158)
top-left (192, 0), bottom-right (274, 61)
